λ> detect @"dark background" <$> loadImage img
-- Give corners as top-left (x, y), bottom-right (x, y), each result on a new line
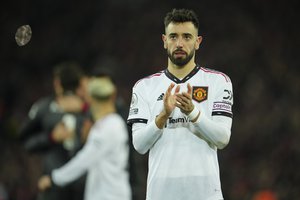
top-left (0, 0), bottom-right (299, 199)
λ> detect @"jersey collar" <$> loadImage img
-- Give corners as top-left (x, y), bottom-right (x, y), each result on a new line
top-left (164, 64), bottom-right (200, 84)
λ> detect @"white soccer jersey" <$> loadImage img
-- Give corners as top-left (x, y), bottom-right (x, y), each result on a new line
top-left (52, 113), bottom-right (131, 200)
top-left (127, 65), bottom-right (233, 200)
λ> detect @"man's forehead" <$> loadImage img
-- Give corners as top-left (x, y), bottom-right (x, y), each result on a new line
top-left (165, 22), bottom-right (198, 35)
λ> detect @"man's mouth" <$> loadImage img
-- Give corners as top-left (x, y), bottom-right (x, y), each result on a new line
top-left (174, 50), bottom-right (186, 57)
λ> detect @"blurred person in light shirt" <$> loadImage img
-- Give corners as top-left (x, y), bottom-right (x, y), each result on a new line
top-left (38, 76), bottom-right (132, 200)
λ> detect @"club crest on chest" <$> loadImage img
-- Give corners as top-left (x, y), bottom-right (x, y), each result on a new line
top-left (192, 86), bottom-right (208, 103)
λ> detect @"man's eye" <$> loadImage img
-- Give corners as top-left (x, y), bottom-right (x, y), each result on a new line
top-left (184, 35), bottom-right (192, 40)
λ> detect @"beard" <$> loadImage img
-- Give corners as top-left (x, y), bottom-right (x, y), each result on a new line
top-left (167, 48), bottom-right (195, 67)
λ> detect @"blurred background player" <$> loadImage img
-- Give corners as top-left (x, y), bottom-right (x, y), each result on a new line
top-left (38, 76), bottom-right (132, 200)
top-left (18, 61), bottom-right (90, 200)
top-left (88, 66), bottom-right (141, 200)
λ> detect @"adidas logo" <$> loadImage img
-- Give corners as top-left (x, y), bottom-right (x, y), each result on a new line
top-left (157, 93), bottom-right (164, 101)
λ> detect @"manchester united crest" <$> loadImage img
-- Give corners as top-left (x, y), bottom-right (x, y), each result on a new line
top-left (192, 87), bottom-right (208, 103)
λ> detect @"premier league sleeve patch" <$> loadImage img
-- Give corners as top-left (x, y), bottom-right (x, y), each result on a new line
top-left (127, 91), bottom-right (149, 126)
top-left (130, 93), bottom-right (138, 108)
top-left (129, 93), bottom-right (139, 116)
top-left (192, 86), bottom-right (208, 103)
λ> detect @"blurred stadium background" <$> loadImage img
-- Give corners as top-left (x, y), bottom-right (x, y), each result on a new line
top-left (0, 0), bottom-right (299, 199)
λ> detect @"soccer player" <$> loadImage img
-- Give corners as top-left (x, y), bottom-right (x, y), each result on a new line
top-left (19, 61), bottom-right (88, 200)
top-left (127, 8), bottom-right (233, 200)
top-left (38, 77), bottom-right (132, 200)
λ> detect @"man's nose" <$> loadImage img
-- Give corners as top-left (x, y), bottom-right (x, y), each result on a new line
top-left (176, 38), bottom-right (184, 47)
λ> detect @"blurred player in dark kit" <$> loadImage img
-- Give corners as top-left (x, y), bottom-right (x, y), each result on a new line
top-left (18, 61), bottom-right (90, 200)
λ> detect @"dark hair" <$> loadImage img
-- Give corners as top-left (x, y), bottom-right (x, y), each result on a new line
top-left (164, 8), bottom-right (199, 30)
top-left (53, 61), bottom-right (84, 95)
top-left (89, 67), bottom-right (117, 85)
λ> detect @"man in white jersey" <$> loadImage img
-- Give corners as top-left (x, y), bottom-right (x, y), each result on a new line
top-left (38, 77), bottom-right (132, 200)
top-left (127, 8), bottom-right (233, 200)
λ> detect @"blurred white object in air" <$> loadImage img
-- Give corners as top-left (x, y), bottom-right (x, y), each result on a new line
top-left (15, 24), bottom-right (32, 46)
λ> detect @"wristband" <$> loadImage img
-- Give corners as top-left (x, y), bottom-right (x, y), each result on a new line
top-left (187, 107), bottom-right (200, 121)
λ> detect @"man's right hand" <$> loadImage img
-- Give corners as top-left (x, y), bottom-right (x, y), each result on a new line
top-left (155, 83), bottom-right (180, 129)
top-left (51, 122), bottom-right (72, 143)
top-left (38, 175), bottom-right (52, 191)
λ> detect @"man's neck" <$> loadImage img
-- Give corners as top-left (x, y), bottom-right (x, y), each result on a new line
top-left (92, 103), bottom-right (116, 121)
top-left (56, 95), bottom-right (83, 112)
top-left (167, 60), bottom-right (196, 79)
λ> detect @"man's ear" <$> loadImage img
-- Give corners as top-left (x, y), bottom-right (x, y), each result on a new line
top-left (162, 34), bottom-right (167, 49)
top-left (195, 35), bottom-right (203, 50)
top-left (53, 78), bottom-right (63, 96)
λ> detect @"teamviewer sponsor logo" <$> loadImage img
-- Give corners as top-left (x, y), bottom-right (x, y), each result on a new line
top-left (165, 116), bottom-right (191, 128)
top-left (168, 116), bottom-right (190, 124)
